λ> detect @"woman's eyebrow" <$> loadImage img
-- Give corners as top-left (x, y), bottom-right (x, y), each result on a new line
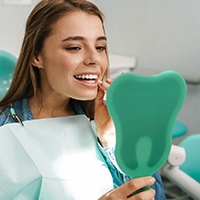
top-left (61, 36), bottom-right (107, 42)
top-left (62, 36), bottom-right (84, 42)
top-left (97, 36), bottom-right (107, 41)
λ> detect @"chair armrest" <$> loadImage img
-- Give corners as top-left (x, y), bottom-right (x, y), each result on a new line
top-left (167, 145), bottom-right (186, 166)
top-left (162, 164), bottom-right (200, 200)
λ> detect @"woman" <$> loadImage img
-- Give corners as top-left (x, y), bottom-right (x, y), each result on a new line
top-left (0, 0), bottom-right (165, 199)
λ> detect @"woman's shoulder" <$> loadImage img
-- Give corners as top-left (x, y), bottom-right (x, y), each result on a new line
top-left (0, 98), bottom-right (33, 127)
top-left (0, 98), bottom-right (84, 126)
top-left (0, 107), bottom-right (9, 126)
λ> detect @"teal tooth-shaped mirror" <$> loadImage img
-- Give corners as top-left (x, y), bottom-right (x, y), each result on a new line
top-left (106, 71), bottom-right (186, 178)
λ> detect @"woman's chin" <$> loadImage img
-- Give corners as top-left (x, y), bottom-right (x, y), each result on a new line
top-left (74, 93), bottom-right (97, 101)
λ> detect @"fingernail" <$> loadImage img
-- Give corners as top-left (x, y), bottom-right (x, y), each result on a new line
top-left (150, 177), bottom-right (155, 183)
top-left (97, 79), bottom-right (103, 84)
top-left (106, 78), bottom-right (113, 83)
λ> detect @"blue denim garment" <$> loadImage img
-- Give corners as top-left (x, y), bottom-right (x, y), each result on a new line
top-left (0, 98), bottom-right (166, 199)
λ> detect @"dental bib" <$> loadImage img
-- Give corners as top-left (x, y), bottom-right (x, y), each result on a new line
top-left (0, 115), bottom-right (113, 200)
top-left (106, 71), bottom-right (186, 179)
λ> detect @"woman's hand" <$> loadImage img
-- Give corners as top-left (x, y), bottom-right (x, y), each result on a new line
top-left (98, 176), bottom-right (156, 200)
top-left (94, 78), bottom-right (115, 147)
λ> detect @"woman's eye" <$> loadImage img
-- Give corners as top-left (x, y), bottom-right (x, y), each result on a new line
top-left (96, 46), bottom-right (106, 51)
top-left (66, 46), bottom-right (81, 51)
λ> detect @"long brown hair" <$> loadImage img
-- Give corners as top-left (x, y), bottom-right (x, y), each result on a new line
top-left (0, 0), bottom-right (108, 119)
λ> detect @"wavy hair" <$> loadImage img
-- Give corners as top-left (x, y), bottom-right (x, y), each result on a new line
top-left (0, 0), bottom-right (108, 119)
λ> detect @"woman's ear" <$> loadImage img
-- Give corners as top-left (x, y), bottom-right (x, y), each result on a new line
top-left (32, 55), bottom-right (43, 69)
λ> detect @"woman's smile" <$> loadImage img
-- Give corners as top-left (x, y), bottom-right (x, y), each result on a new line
top-left (74, 73), bottom-right (99, 86)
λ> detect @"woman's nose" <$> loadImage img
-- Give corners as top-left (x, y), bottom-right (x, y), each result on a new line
top-left (83, 49), bottom-right (100, 66)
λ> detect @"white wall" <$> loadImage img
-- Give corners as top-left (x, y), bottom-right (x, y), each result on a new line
top-left (94, 0), bottom-right (200, 81)
top-left (94, 0), bottom-right (200, 142)
top-left (0, 0), bottom-right (38, 56)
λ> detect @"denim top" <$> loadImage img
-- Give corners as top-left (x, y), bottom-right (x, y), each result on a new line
top-left (0, 98), bottom-right (166, 199)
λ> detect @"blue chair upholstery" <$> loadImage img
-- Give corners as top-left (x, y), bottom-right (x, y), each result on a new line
top-left (0, 50), bottom-right (17, 99)
top-left (179, 134), bottom-right (200, 183)
top-left (172, 120), bottom-right (187, 138)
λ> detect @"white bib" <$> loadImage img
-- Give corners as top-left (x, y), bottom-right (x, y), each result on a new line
top-left (0, 115), bottom-right (113, 200)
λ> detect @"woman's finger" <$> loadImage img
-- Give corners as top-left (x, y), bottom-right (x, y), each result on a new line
top-left (99, 176), bottom-right (155, 199)
top-left (111, 176), bottom-right (155, 198)
top-left (98, 78), bottom-right (113, 91)
top-left (130, 188), bottom-right (155, 200)
top-left (106, 78), bottom-right (113, 84)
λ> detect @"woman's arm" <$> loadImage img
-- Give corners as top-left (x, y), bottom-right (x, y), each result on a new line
top-left (95, 79), bottom-right (116, 147)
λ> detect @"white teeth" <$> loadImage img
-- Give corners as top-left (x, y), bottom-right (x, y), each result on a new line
top-left (75, 74), bottom-right (98, 80)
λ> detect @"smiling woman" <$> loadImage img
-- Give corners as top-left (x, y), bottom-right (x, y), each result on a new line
top-left (0, 0), bottom-right (165, 199)
top-left (30, 11), bottom-right (108, 109)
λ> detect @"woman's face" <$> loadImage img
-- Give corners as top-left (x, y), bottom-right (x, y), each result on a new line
top-left (33, 11), bottom-right (108, 101)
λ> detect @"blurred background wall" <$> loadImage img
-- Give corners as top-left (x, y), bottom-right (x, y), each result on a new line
top-left (93, 0), bottom-right (200, 144)
top-left (1, 0), bottom-right (200, 143)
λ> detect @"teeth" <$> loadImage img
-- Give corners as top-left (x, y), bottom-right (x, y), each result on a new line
top-left (75, 74), bottom-right (98, 80)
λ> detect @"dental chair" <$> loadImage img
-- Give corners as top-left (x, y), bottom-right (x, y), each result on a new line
top-left (0, 50), bottom-right (17, 99)
top-left (161, 134), bottom-right (200, 200)
top-left (172, 120), bottom-right (188, 139)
